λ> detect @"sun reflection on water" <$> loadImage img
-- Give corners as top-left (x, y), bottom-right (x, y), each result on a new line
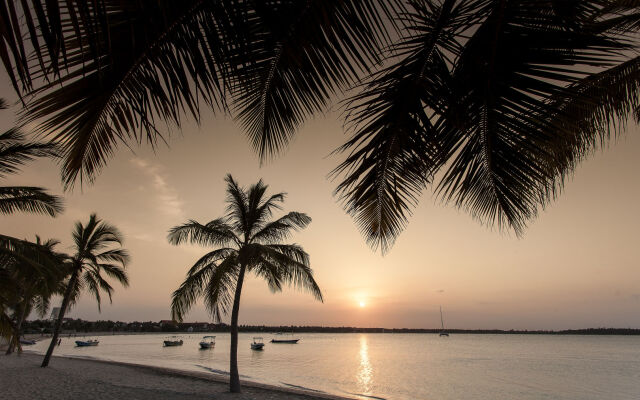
top-left (357, 334), bottom-right (373, 395)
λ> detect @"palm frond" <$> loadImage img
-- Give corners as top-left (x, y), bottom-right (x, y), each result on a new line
top-left (0, 186), bottom-right (63, 216)
top-left (171, 255), bottom-right (239, 322)
top-left (436, 1), bottom-right (627, 235)
top-left (5, 1), bottom-right (232, 188)
top-left (546, 55), bottom-right (640, 176)
top-left (95, 263), bottom-right (129, 288)
top-left (258, 244), bottom-right (323, 302)
top-left (0, 128), bottom-right (59, 178)
top-left (82, 270), bottom-right (103, 311)
top-left (224, 174), bottom-right (249, 235)
top-left (186, 247), bottom-right (238, 276)
top-left (251, 212), bottom-right (312, 244)
top-left (252, 256), bottom-right (284, 294)
top-left (203, 257), bottom-right (240, 323)
top-left (168, 218), bottom-right (237, 247)
top-left (94, 248), bottom-right (130, 266)
top-left (171, 261), bottom-right (215, 322)
top-left (228, 0), bottom-right (405, 160)
top-left (334, 0), bottom-right (484, 252)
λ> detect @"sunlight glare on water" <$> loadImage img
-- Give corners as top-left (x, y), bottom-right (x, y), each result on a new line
top-left (357, 334), bottom-right (373, 396)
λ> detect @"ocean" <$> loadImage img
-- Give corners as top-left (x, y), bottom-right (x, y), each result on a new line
top-left (27, 332), bottom-right (640, 400)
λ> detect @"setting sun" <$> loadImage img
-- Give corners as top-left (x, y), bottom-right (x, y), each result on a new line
top-left (359, 301), bottom-right (366, 308)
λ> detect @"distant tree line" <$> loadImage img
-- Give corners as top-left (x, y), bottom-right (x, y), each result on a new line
top-left (21, 319), bottom-right (640, 336)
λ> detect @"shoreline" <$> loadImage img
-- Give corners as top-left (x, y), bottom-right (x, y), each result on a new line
top-left (2, 352), bottom-right (354, 400)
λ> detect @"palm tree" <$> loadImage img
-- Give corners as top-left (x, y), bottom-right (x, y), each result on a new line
top-left (2, 1), bottom-right (640, 251)
top-left (169, 174), bottom-right (322, 393)
top-left (41, 213), bottom-right (130, 367)
top-left (1, 236), bottom-right (67, 355)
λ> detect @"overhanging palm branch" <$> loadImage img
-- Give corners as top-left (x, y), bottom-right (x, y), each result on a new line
top-left (0, 186), bottom-right (63, 216)
top-left (0, 127), bottom-right (58, 178)
top-left (228, 0), bottom-right (404, 159)
top-left (335, 0), bottom-right (639, 251)
top-left (1, 0), bottom-right (404, 187)
top-left (0, 102), bottom-right (63, 216)
top-left (3, 1), bottom-right (640, 253)
top-left (333, 0), bottom-right (482, 252)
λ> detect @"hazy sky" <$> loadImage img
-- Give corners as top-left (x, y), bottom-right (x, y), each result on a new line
top-left (2, 78), bottom-right (639, 330)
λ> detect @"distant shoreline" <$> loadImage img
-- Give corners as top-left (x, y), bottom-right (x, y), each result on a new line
top-left (20, 323), bottom-right (640, 336)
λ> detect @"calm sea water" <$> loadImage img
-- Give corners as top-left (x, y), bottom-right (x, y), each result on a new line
top-left (28, 333), bottom-right (640, 400)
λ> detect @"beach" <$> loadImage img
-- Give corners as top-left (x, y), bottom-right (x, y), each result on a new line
top-left (0, 352), bottom-right (350, 400)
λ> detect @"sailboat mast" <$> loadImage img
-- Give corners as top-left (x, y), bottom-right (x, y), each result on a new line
top-left (440, 306), bottom-right (445, 330)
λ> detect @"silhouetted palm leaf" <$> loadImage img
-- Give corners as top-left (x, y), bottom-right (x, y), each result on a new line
top-left (336, 0), bottom-right (637, 251)
top-left (0, 186), bottom-right (63, 216)
top-left (1, 0), bottom-right (403, 187)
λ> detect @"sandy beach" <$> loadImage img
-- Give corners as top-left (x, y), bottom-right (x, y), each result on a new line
top-left (0, 352), bottom-right (352, 400)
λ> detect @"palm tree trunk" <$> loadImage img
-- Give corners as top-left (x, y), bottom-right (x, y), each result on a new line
top-left (229, 263), bottom-right (247, 393)
top-left (41, 269), bottom-right (78, 367)
top-left (5, 302), bottom-right (27, 355)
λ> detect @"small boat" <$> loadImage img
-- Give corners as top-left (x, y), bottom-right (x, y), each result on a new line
top-left (163, 336), bottom-right (184, 346)
top-left (271, 331), bottom-right (300, 343)
top-left (439, 306), bottom-right (449, 337)
top-left (271, 338), bottom-right (300, 343)
top-left (251, 337), bottom-right (264, 350)
top-left (199, 335), bottom-right (216, 349)
top-left (19, 339), bottom-right (36, 345)
top-left (75, 339), bottom-right (99, 347)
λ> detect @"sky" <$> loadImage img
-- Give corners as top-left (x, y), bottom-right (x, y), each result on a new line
top-left (2, 80), bottom-right (640, 331)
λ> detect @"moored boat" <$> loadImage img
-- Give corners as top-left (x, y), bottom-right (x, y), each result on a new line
top-left (251, 337), bottom-right (264, 350)
top-left (271, 338), bottom-right (300, 343)
top-left (75, 339), bottom-right (99, 347)
top-left (199, 335), bottom-right (216, 349)
top-left (163, 336), bottom-right (184, 346)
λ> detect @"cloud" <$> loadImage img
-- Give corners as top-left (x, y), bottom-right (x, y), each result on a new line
top-left (131, 158), bottom-right (184, 218)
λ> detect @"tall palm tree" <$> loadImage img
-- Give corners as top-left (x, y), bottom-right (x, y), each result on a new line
top-left (169, 174), bottom-right (322, 393)
top-left (2, 1), bottom-right (640, 251)
top-left (41, 213), bottom-right (130, 367)
top-left (1, 236), bottom-right (67, 355)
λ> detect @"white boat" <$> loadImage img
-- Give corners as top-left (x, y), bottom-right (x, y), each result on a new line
top-left (199, 335), bottom-right (216, 349)
top-left (163, 336), bottom-right (184, 346)
top-left (439, 306), bottom-right (449, 337)
top-left (251, 337), bottom-right (264, 350)
top-left (75, 339), bottom-right (99, 347)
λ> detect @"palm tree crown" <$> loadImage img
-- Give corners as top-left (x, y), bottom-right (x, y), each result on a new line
top-left (169, 174), bottom-right (322, 392)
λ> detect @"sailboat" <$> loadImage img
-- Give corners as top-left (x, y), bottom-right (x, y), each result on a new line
top-left (439, 306), bottom-right (449, 337)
